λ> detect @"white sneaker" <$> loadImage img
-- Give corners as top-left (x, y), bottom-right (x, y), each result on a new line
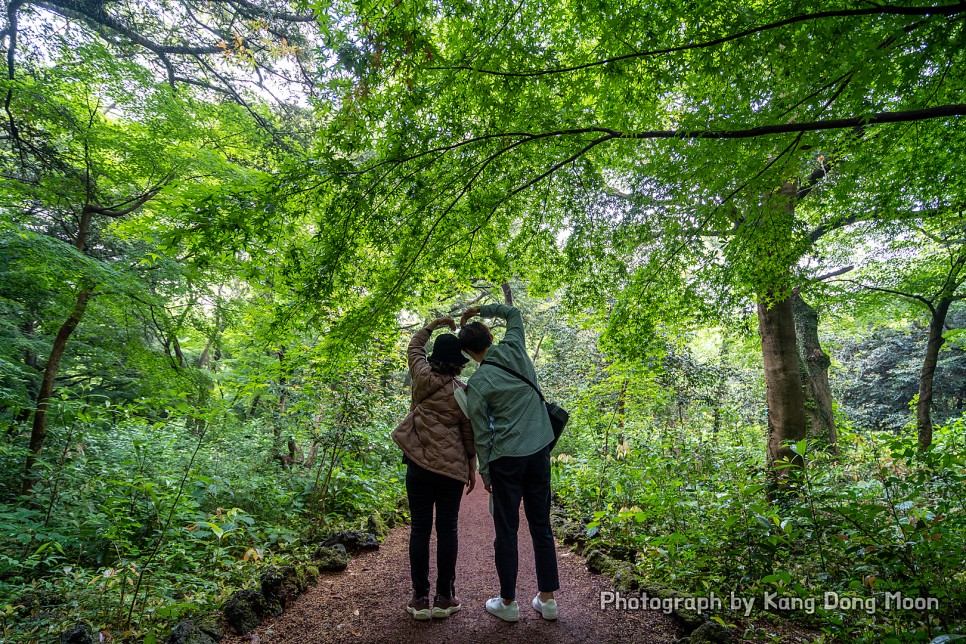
top-left (532, 594), bottom-right (558, 620)
top-left (485, 597), bottom-right (520, 622)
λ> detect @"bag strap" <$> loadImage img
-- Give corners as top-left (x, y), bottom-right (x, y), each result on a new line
top-left (480, 359), bottom-right (545, 402)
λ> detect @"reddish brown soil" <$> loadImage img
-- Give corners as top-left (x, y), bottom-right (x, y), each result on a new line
top-left (224, 489), bottom-right (681, 643)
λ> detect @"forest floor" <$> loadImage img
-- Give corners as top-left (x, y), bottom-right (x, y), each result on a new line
top-left (223, 488), bottom-right (683, 643)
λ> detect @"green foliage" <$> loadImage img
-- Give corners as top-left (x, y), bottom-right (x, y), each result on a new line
top-left (830, 309), bottom-right (966, 433)
top-left (2, 1), bottom-right (966, 642)
top-left (553, 416), bottom-right (966, 642)
top-left (0, 386), bottom-right (405, 640)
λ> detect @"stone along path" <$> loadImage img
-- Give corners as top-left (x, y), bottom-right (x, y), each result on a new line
top-left (224, 488), bottom-right (680, 643)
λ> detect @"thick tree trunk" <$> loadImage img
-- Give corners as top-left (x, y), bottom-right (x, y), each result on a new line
top-left (792, 294), bottom-right (838, 454)
top-left (754, 183), bottom-right (808, 489)
top-left (22, 288), bottom-right (92, 493)
top-left (917, 299), bottom-right (952, 450)
top-left (758, 295), bottom-right (807, 483)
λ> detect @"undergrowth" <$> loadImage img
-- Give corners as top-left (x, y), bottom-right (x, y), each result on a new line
top-left (551, 417), bottom-right (966, 643)
top-left (0, 401), bottom-right (405, 642)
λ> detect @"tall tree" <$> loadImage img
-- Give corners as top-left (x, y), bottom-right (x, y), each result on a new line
top-left (841, 217), bottom-right (966, 449)
top-left (0, 41), bottom-right (276, 491)
top-left (291, 0), bottom-right (966, 474)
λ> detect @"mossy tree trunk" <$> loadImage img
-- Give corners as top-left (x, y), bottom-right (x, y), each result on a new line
top-left (793, 293), bottom-right (838, 454)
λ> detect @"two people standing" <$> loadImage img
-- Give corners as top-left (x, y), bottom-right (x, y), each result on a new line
top-left (392, 304), bottom-right (560, 624)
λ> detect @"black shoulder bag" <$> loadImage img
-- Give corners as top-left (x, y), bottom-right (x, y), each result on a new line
top-left (480, 360), bottom-right (569, 450)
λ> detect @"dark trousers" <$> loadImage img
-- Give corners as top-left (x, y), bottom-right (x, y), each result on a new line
top-left (406, 461), bottom-right (465, 598)
top-left (489, 445), bottom-right (560, 601)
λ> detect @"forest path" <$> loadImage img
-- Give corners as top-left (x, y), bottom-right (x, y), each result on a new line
top-left (224, 489), bottom-right (680, 643)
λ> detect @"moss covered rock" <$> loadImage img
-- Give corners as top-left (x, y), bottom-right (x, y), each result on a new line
top-left (260, 566), bottom-right (302, 612)
top-left (367, 511), bottom-right (389, 538)
top-left (687, 621), bottom-right (732, 643)
top-left (553, 517), bottom-right (589, 550)
top-left (313, 543), bottom-right (350, 571)
top-left (222, 589), bottom-right (269, 635)
top-left (640, 584), bottom-right (706, 629)
top-left (611, 561), bottom-right (642, 592)
top-left (164, 619), bottom-right (221, 644)
top-left (194, 613), bottom-right (223, 641)
top-left (585, 549), bottom-right (616, 575)
top-left (60, 625), bottom-right (95, 644)
top-left (609, 544), bottom-right (638, 562)
top-left (300, 564), bottom-right (320, 587)
top-left (389, 495), bottom-right (410, 526)
top-left (321, 530), bottom-right (379, 554)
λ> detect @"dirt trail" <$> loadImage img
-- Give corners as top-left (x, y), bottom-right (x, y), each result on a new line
top-left (224, 488), bottom-right (680, 643)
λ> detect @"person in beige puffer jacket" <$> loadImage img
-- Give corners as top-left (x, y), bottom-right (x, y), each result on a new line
top-left (392, 316), bottom-right (477, 621)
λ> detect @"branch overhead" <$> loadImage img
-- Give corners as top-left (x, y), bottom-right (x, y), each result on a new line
top-left (431, 3), bottom-right (966, 78)
top-left (17, 0), bottom-right (320, 102)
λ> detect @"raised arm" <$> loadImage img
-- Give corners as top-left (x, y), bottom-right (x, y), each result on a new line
top-left (479, 304), bottom-right (526, 352)
top-left (407, 317), bottom-right (457, 389)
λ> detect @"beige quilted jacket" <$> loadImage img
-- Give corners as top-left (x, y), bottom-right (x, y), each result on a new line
top-left (392, 328), bottom-right (476, 483)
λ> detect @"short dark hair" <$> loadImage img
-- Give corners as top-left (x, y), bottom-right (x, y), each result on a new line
top-left (458, 321), bottom-right (493, 354)
top-left (429, 360), bottom-right (464, 377)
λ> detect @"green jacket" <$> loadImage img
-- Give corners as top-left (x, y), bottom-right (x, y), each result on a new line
top-left (465, 304), bottom-right (554, 484)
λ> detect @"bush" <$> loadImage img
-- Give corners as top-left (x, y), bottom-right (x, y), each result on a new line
top-left (552, 416), bottom-right (966, 642)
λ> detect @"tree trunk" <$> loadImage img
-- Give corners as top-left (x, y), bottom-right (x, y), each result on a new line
top-left (711, 330), bottom-right (731, 434)
top-left (792, 293), bottom-right (838, 454)
top-left (22, 288), bottom-right (92, 493)
top-left (304, 441), bottom-right (320, 469)
top-left (23, 319), bottom-right (38, 370)
top-left (171, 336), bottom-right (187, 368)
top-left (917, 298), bottom-right (952, 450)
top-left (272, 349), bottom-right (288, 464)
top-left (758, 295), bottom-right (807, 483)
top-left (501, 282), bottom-right (514, 306)
top-left (754, 183), bottom-right (808, 490)
top-left (197, 288), bottom-right (225, 370)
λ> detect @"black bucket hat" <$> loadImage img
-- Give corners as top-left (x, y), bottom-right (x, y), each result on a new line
top-left (430, 333), bottom-right (469, 365)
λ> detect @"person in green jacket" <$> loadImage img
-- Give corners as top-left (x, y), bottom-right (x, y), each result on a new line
top-left (458, 304), bottom-right (559, 622)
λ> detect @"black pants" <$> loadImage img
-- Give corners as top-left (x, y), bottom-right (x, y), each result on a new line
top-left (489, 445), bottom-right (560, 601)
top-left (406, 461), bottom-right (465, 598)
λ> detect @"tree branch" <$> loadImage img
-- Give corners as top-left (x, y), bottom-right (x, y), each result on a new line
top-left (218, 0), bottom-right (316, 23)
top-left (359, 105), bottom-right (966, 181)
top-left (85, 180), bottom-right (168, 218)
top-left (31, 0), bottom-right (224, 56)
top-left (810, 214), bottom-right (860, 242)
top-left (811, 205), bottom-right (953, 242)
top-left (834, 278), bottom-right (936, 314)
top-left (813, 265), bottom-right (854, 282)
top-left (621, 105), bottom-right (966, 140)
top-left (432, 3), bottom-right (966, 77)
